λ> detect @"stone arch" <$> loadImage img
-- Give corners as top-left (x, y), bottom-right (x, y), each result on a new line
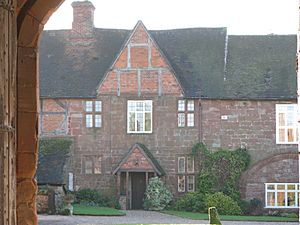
top-left (1, 0), bottom-right (65, 224)
top-left (240, 152), bottom-right (298, 202)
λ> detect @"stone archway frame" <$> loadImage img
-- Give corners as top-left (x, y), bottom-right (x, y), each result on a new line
top-left (239, 152), bottom-right (298, 201)
top-left (16, 0), bottom-right (65, 224)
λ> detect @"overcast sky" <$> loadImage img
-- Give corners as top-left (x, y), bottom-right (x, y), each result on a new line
top-left (45, 0), bottom-right (298, 34)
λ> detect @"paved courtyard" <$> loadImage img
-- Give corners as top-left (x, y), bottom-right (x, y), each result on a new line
top-left (38, 210), bottom-right (299, 225)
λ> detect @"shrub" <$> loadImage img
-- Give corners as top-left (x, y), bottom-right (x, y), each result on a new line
top-left (75, 188), bottom-right (121, 209)
top-left (174, 192), bottom-right (205, 212)
top-left (205, 192), bottom-right (242, 215)
top-left (240, 198), bottom-right (263, 215)
top-left (143, 177), bottom-right (173, 211)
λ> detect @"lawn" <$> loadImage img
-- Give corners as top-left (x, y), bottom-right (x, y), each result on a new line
top-left (163, 210), bottom-right (299, 222)
top-left (73, 204), bottom-right (126, 216)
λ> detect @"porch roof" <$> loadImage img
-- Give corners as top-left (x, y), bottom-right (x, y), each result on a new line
top-left (113, 143), bottom-right (165, 176)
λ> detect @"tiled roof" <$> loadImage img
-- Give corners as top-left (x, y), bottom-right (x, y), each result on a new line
top-left (39, 25), bottom-right (296, 99)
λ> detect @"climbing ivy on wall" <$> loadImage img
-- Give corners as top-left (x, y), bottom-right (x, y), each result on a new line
top-left (192, 143), bottom-right (251, 202)
top-left (39, 137), bottom-right (73, 156)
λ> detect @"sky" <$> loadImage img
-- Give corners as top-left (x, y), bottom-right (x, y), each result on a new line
top-left (45, 0), bottom-right (299, 35)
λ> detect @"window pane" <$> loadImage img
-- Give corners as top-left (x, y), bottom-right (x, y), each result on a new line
top-left (85, 158), bottom-right (93, 174)
top-left (178, 175), bottom-right (185, 192)
top-left (145, 101), bottom-right (152, 111)
top-left (187, 156), bottom-right (194, 173)
top-left (287, 192), bottom-right (296, 206)
top-left (136, 102), bottom-right (143, 111)
top-left (287, 112), bottom-right (294, 126)
top-left (187, 113), bottom-right (194, 127)
top-left (178, 113), bottom-right (185, 127)
top-left (187, 100), bottom-right (194, 111)
top-left (178, 157), bottom-right (185, 173)
top-left (145, 113), bottom-right (151, 132)
top-left (277, 184), bottom-right (285, 190)
top-left (267, 192), bottom-right (275, 206)
top-left (278, 113), bottom-right (285, 126)
top-left (267, 184), bottom-right (275, 190)
top-left (277, 192), bottom-right (285, 206)
top-left (85, 101), bottom-right (93, 112)
top-left (94, 157), bottom-right (101, 174)
top-left (296, 128), bottom-right (299, 142)
top-left (187, 175), bottom-right (194, 192)
top-left (178, 100), bottom-right (185, 111)
top-left (279, 129), bottom-right (285, 142)
top-left (128, 101), bottom-right (135, 111)
top-left (137, 113), bottom-right (144, 131)
top-left (95, 101), bottom-right (102, 112)
top-left (86, 114), bottom-right (93, 128)
top-left (287, 128), bottom-right (294, 142)
top-left (288, 184), bottom-right (295, 190)
top-left (95, 115), bottom-right (102, 128)
top-left (129, 112), bottom-right (135, 131)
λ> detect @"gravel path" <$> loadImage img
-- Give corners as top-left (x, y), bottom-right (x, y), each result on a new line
top-left (38, 210), bottom-right (299, 225)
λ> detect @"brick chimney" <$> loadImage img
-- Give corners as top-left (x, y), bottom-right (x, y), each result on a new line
top-left (71, 1), bottom-right (95, 37)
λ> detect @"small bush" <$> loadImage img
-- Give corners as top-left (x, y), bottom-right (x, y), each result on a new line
top-left (75, 188), bottom-right (103, 205)
top-left (144, 177), bottom-right (173, 211)
top-left (75, 188), bottom-right (120, 209)
top-left (174, 192), bottom-right (205, 212)
top-left (205, 192), bottom-right (242, 215)
top-left (240, 198), bottom-right (263, 215)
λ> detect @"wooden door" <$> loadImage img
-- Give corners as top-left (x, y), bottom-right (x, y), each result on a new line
top-left (131, 172), bottom-right (146, 209)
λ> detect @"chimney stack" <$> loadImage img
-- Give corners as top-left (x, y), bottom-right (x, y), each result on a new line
top-left (71, 1), bottom-right (95, 37)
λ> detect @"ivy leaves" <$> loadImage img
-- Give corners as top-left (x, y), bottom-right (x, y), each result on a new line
top-left (193, 143), bottom-right (251, 202)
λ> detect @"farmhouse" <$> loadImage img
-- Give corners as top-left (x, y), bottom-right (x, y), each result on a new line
top-left (39, 1), bottom-right (298, 210)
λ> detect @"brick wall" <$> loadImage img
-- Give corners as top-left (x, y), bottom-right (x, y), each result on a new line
top-left (201, 99), bottom-right (297, 163)
top-left (99, 22), bottom-right (183, 97)
top-left (240, 153), bottom-right (298, 208)
top-left (40, 97), bottom-right (299, 199)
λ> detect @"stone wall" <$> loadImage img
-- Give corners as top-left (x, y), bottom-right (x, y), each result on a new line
top-left (240, 153), bottom-right (298, 211)
top-left (201, 99), bottom-right (297, 163)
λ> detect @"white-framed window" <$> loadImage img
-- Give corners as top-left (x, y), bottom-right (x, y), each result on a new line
top-left (178, 157), bottom-right (185, 173)
top-left (127, 100), bottom-right (152, 133)
top-left (178, 175), bottom-right (185, 192)
top-left (177, 99), bottom-right (195, 127)
top-left (178, 113), bottom-right (185, 127)
top-left (187, 175), bottom-right (195, 192)
top-left (85, 114), bottom-right (93, 128)
top-left (82, 155), bottom-right (102, 174)
top-left (95, 101), bottom-right (102, 112)
top-left (187, 113), bottom-right (194, 127)
top-left (276, 104), bottom-right (298, 144)
top-left (85, 100), bottom-right (102, 128)
top-left (85, 101), bottom-right (93, 112)
top-left (178, 100), bottom-right (185, 111)
top-left (187, 100), bottom-right (194, 111)
top-left (177, 156), bottom-right (195, 193)
top-left (265, 183), bottom-right (299, 208)
top-left (95, 115), bottom-right (102, 128)
top-left (187, 156), bottom-right (194, 173)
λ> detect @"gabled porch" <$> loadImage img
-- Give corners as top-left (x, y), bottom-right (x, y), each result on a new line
top-left (113, 143), bottom-right (164, 209)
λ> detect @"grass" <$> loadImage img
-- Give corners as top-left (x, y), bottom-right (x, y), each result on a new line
top-left (163, 210), bottom-right (299, 222)
top-left (73, 204), bottom-right (126, 216)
